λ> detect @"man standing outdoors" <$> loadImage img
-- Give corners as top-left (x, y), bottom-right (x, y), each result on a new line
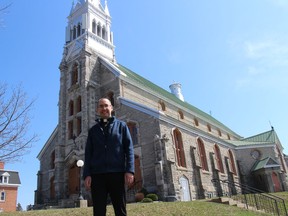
top-left (83, 98), bottom-right (135, 216)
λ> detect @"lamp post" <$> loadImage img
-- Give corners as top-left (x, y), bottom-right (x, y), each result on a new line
top-left (76, 159), bottom-right (84, 200)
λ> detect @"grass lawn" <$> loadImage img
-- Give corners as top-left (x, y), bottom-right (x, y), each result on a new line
top-left (0, 200), bottom-right (271, 216)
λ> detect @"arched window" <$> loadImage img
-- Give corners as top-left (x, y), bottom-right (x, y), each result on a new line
top-left (102, 27), bottom-right (106, 40)
top-left (127, 122), bottom-right (138, 146)
top-left (159, 101), bottom-right (166, 111)
top-left (173, 129), bottom-right (186, 167)
top-left (227, 133), bottom-right (231, 140)
top-left (228, 149), bottom-right (237, 175)
top-left (207, 124), bottom-right (212, 132)
top-left (107, 92), bottom-right (114, 106)
top-left (194, 118), bottom-right (199, 127)
top-left (69, 100), bottom-right (74, 116)
top-left (92, 20), bottom-right (96, 34)
top-left (97, 23), bottom-right (101, 37)
top-left (217, 129), bottom-right (222, 137)
top-left (197, 138), bottom-right (208, 171)
top-left (77, 23), bottom-right (81, 37)
top-left (178, 110), bottom-right (184, 120)
top-left (71, 63), bottom-right (79, 85)
top-left (73, 26), bottom-right (77, 39)
top-left (77, 117), bottom-right (82, 136)
top-left (68, 120), bottom-right (73, 140)
top-left (76, 96), bottom-right (81, 113)
top-left (50, 150), bottom-right (55, 169)
top-left (214, 145), bottom-right (224, 173)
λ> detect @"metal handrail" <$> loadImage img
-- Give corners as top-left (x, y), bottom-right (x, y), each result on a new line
top-left (211, 178), bottom-right (288, 216)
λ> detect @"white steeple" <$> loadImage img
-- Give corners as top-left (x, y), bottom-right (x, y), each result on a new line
top-left (104, 0), bottom-right (110, 16)
top-left (65, 0), bottom-right (115, 62)
top-left (169, 83), bottom-right (185, 102)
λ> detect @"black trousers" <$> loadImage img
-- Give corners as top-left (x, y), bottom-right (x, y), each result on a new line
top-left (91, 173), bottom-right (126, 216)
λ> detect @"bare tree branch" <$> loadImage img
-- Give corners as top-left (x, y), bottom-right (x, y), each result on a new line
top-left (0, 3), bottom-right (12, 12)
top-left (0, 83), bottom-right (38, 163)
top-left (0, 2), bottom-right (12, 27)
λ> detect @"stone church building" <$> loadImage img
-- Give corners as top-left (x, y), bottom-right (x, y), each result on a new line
top-left (35, 0), bottom-right (288, 207)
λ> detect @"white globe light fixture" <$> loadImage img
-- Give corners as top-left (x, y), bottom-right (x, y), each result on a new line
top-left (77, 159), bottom-right (84, 167)
top-left (76, 159), bottom-right (84, 201)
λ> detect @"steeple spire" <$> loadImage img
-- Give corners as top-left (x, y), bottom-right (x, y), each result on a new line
top-left (104, 0), bottom-right (110, 16)
top-left (64, 0), bottom-right (115, 62)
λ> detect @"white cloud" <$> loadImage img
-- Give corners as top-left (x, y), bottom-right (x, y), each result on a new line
top-left (231, 37), bottom-right (288, 91)
top-left (247, 66), bottom-right (262, 75)
top-left (244, 39), bottom-right (288, 66)
top-left (235, 78), bottom-right (251, 89)
top-left (268, 0), bottom-right (288, 9)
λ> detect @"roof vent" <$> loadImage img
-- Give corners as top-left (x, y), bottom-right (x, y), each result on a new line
top-left (169, 82), bottom-right (184, 102)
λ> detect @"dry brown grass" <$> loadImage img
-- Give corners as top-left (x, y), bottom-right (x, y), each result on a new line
top-left (0, 200), bottom-right (271, 216)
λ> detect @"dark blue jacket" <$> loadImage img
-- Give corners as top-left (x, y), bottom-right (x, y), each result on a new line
top-left (83, 117), bottom-right (134, 179)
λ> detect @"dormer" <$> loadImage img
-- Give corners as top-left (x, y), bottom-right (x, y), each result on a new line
top-left (0, 172), bottom-right (10, 184)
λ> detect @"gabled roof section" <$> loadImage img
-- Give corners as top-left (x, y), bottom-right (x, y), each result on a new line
top-left (114, 63), bottom-right (240, 137)
top-left (242, 128), bottom-right (281, 145)
top-left (252, 157), bottom-right (280, 172)
top-left (227, 140), bottom-right (274, 147)
top-left (226, 128), bottom-right (282, 148)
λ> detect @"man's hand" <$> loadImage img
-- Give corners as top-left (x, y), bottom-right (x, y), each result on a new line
top-left (84, 176), bottom-right (91, 191)
top-left (125, 173), bottom-right (134, 186)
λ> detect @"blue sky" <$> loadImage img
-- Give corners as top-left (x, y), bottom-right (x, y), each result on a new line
top-left (1, 0), bottom-right (288, 209)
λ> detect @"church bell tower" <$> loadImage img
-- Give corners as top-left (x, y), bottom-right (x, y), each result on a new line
top-left (54, 0), bottom-right (116, 204)
top-left (64, 0), bottom-right (115, 62)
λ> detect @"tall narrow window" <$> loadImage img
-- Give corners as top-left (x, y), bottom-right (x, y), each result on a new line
top-left (73, 26), bottom-right (77, 39)
top-left (77, 117), bottom-right (82, 136)
top-left (197, 138), bottom-right (209, 171)
top-left (207, 124), bottom-right (212, 132)
top-left (228, 149), bottom-right (237, 175)
top-left (107, 92), bottom-right (114, 106)
top-left (173, 129), bottom-right (186, 167)
top-left (92, 20), bottom-right (96, 34)
top-left (178, 110), bottom-right (184, 120)
top-left (68, 120), bottom-right (73, 140)
top-left (97, 24), bottom-right (101, 37)
top-left (159, 101), bottom-right (166, 111)
top-left (217, 129), bottom-right (222, 137)
top-left (76, 96), bottom-right (81, 113)
top-left (0, 191), bottom-right (5, 201)
top-left (227, 134), bottom-right (231, 140)
top-left (69, 100), bottom-right (74, 116)
top-left (194, 118), bottom-right (199, 127)
top-left (102, 27), bottom-right (106, 40)
top-left (214, 145), bottom-right (224, 173)
top-left (77, 23), bottom-right (81, 37)
top-left (127, 122), bottom-right (138, 146)
top-left (50, 151), bottom-right (55, 169)
top-left (71, 63), bottom-right (78, 85)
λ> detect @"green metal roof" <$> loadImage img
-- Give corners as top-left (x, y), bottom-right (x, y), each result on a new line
top-left (115, 63), bottom-right (240, 137)
top-left (251, 157), bottom-right (280, 172)
top-left (226, 140), bottom-right (274, 147)
top-left (226, 129), bottom-right (282, 147)
top-left (242, 128), bottom-right (280, 144)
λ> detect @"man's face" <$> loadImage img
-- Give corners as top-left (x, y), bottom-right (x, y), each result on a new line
top-left (97, 99), bottom-right (113, 119)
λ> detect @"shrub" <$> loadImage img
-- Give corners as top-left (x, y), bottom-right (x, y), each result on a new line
top-left (141, 198), bottom-right (153, 203)
top-left (138, 188), bottom-right (148, 196)
top-left (146, 193), bottom-right (158, 201)
top-left (135, 192), bottom-right (145, 202)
